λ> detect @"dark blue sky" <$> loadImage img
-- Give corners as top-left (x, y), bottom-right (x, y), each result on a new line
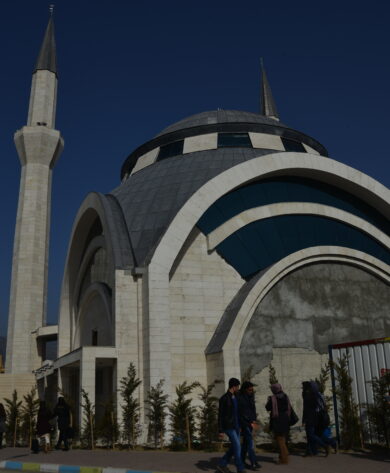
top-left (0, 0), bottom-right (389, 334)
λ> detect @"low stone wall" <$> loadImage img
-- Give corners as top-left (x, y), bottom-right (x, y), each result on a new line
top-left (0, 373), bottom-right (36, 402)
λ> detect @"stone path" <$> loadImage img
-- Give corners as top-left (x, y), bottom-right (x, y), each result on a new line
top-left (0, 448), bottom-right (389, 473)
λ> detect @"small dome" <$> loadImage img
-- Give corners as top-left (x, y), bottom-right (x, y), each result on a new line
top-left (155, 109), bottom-right (287, 137)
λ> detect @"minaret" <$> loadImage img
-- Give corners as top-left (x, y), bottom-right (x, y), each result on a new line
top-left (6, 13), bottom-right (64, 373)
top-left (260, 59), bottom-right (279, 121)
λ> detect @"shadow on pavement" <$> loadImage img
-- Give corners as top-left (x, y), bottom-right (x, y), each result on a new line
top-left (195, 455), bottom-right (276, 472)
top-left (346, 452), bottom-right (390, 463)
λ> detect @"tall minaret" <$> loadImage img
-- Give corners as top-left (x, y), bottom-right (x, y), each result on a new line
top-left (6, 13), bottom-right (64, 373)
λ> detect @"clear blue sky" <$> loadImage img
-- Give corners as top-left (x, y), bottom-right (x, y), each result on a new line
top-left (0, 0), bottom-right (389, 335)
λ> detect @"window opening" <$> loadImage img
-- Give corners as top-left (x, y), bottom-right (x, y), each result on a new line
top-left (218, 133), bottom-right (252, 148)
top-left (92, 330), bottom-right (98, 346)
top-left (281, 137), bottom-right (306, 153)
top-left (157, 140), bottom-right (184, 160)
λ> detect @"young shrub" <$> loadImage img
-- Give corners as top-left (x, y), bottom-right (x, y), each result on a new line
top-left (241, 365), bottom-right (255, 383)
top-left (333, 354), bottom-right (361, 449)
top-left (269, 363), bottom-right (278, 385)
top-left (120, 362), bottom-right (142, 449)
top-left (97, 396), bottom-right (119, 449)
top-left (169, 381), bottom-right (199, 450)
top-left (145, 379), bottom-right (168, 449)
top-left (364, 371), bottom-right (390, 448)
top-left (316, 362), bottom-right (333, 410)
top-left (80, 389), bottom-right (95, 449)
top-left (4, 390), bottom-right (22, 447)
top-left (197, 381), bottom-right (220, 450)
top-left (21, 387), bottom-right (40, 448)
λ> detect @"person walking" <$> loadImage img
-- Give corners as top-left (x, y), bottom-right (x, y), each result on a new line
top-left (265, 384), bottom-right (292, 465)
top-left (36, 401), bottom-right (52, 453)
top-left (302, 381), bottom-right (328, 456)
top-left (0, 403), bottom-right (6, 449)
top-left (238, 381), bottom-right (260, 470)
top-left (53, 397), bottom-right (71, 451)
top-left (218, 378), bottom-right (246, 473)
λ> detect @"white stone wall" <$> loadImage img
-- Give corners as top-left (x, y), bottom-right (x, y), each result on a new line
top-left (169, 229), bottom-right (243, 392)
top-left (114, 269), bottom-right (144, 422)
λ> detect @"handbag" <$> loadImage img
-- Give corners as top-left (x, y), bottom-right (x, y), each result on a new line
top-left (289, 408), bottom-right (299, 426)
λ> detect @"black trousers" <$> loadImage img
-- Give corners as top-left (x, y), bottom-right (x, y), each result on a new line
top-left (56, 429), bottom-right (69, 449)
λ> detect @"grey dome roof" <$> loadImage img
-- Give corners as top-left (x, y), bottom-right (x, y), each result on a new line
top-left (155, 109), bottom-right (287, 137)
top-left (112, 147), bottom-right (275, 267)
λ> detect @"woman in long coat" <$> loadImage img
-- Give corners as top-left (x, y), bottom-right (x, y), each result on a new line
top-left (53, 397), bottom-right (71, 451)
top-left (265, 384), bottom-right (292, 465)
top-left (36, 401), bottom-right (52, 453)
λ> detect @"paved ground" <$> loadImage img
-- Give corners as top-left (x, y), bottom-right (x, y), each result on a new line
top-left (0, 447), bottom-right (389, 473)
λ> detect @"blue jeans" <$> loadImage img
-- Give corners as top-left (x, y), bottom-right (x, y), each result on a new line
top-left (241, 425), bottom-right (256, 466)
top-left (219, 429), bottom-right (244, 472)
top-left (305, 425), bottom-right (326, 455)
top-left (321, 433), bottom-right (337, 449)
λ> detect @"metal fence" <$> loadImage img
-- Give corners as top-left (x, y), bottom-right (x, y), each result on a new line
top-left (329, 337), bottom-right (390, 444)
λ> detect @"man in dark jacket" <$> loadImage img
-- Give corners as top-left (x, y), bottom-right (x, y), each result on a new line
top-left (217, 378), bottom-right (245, 473)
top-left (239, 381), bottom-right (260, 470)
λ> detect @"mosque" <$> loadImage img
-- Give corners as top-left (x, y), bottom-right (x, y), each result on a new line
top-left (3, 16), bottom-right (390, 429)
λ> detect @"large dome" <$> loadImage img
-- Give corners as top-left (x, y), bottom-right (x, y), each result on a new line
top-left (121, 109), bottom-right (328, 178)
top-left (155, 109), bottom-right (288, 137)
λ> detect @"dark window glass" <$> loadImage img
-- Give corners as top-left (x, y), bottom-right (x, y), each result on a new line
top-left (281, 137), bottom-right (306, 153)
top-left (157, 140), bottom-right (184, 160)
top-left (92, 330), bottom-right (98, 346)
top-left (218, 133), bottom-right (252, 148)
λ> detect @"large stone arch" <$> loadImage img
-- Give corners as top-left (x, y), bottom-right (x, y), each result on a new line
top-left (73, 282), bottom-right (113, 349)
top-left (58, 192), bottom-right (132, 357)
top-left (205, 246), bottom-right (390, 382)
top-left (206, 203), bottom-right (390, 251)
top-left (150, 153), bottom-right (390, 273)
top-left (146, 153), bottom-right (390, 390)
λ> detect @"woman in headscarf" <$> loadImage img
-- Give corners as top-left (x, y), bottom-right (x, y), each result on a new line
top-left (53, 397), bottom-right (71, 451)
top-left (265, 384), bottom-right (292, 465)
top-left (302, 380), bottom-right (328, 456)
top-left (36, 401), bottom-right (52, 453)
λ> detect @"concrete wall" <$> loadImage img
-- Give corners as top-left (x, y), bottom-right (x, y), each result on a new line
top-left (240, 262), bottom-right (390, 409)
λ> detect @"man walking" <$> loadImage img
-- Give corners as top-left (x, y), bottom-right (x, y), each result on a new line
top-left (239, 381), bottom-right (260, 470)
top-left (218, 378), bottom-right (245, 473)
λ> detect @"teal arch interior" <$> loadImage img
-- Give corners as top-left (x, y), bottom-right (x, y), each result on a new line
top-left (196, 178), bottom-right (390, 279)
top-left (197, 177), bottom-right (390, 235)
top-left (212, 215), bottom-right (390, 279)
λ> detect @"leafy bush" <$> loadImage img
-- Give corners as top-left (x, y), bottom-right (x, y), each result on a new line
top-left (197, 381), bottom-right (220, 449)
top-left (4, 390), bottom-right (22, 447)
top-left (146, 379), bottom-right (168, 448)
top-left (20, 387), bottom-right (39, 448)
top-left (169, 381), bottom-right (199, 450)
top-left (364, 371), bottom-right (390, 448)
top-left (80, 389), bottom-right (95, 449)
top-left (333, 355), bottom-right (361, 449)
top-left (120, 362), bottom-right (142, 448)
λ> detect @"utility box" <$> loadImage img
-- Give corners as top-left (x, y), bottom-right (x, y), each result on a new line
top-left (329, 337), bottom-right (390, 444)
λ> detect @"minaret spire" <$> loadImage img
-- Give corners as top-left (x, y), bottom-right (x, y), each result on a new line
top-left (34, 15), bottom-right (57, 76)
top-left (260, 58), bottom-right (279, 121)
top-left (6, 13), bottom-right (64, 374)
